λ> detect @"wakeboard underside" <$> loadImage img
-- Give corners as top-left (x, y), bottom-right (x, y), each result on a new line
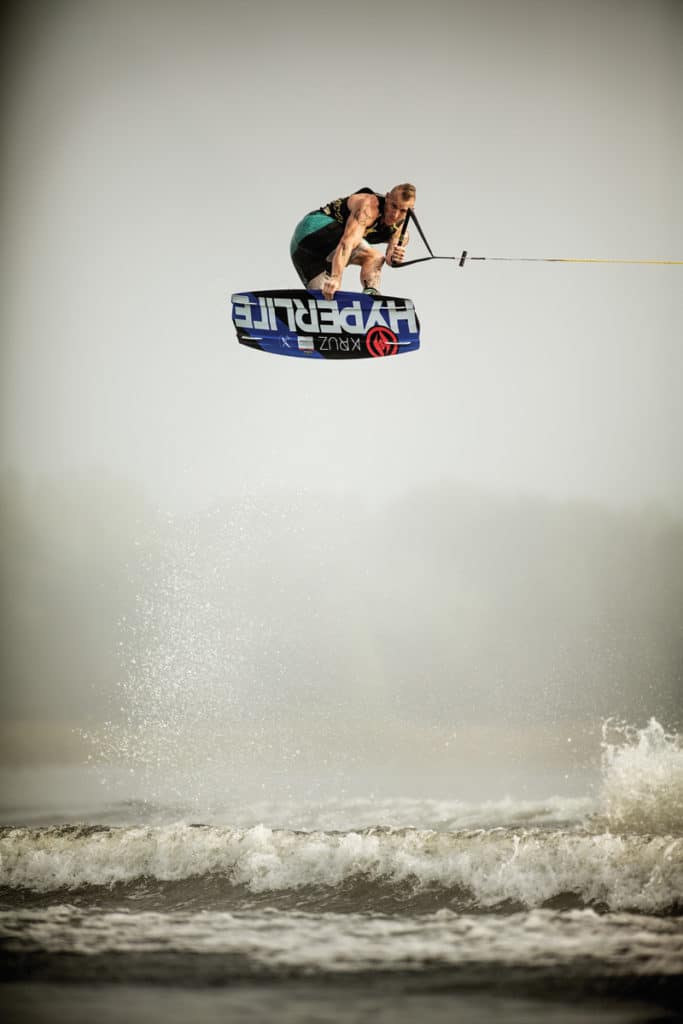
top-left (231, 289), bottom-right (420, 359)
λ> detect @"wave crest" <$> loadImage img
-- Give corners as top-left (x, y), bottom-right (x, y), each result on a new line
top-left (599, 718), bottom-right (683, 834)
top-left (2, 823), bottom-right (681, 915)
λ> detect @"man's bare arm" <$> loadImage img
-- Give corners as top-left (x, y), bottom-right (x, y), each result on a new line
top-left (385, 226), bottom-right (410, 267)
top-left (323, 196), bottom-right (378, 299)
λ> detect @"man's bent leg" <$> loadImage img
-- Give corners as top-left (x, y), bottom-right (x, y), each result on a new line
top-left (299, 239), bottom-right (384, 294)
top-left (349, 242), bottom-right (384, 292)
top-left (306, 269), bottom-right (330, 291)
top-left (291, 213), bottom-right (344, 289)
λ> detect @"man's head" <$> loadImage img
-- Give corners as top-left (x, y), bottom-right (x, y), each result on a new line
top-left (384, 183), bottom-right (416, 226)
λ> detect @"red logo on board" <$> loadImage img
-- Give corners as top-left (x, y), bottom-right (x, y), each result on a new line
top-left (365, 326), bottom-right (398, 357)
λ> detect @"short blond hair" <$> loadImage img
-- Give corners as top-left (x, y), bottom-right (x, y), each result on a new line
top-left (391, 183), bottom-right (416, 201)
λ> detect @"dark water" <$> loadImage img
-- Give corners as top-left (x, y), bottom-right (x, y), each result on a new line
top-left (1, 820), bottom-right (682, 1022)
top-left (4, 980), bottom-right (678, 1024)
top-left (2, 720), bottom-right (682, 1023)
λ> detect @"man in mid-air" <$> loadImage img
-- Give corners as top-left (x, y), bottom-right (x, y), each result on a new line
top-left (290, 184), bottom-right (416, 300)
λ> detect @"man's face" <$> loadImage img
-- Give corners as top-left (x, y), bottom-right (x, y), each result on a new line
top-left (384, 190), bottom-right (415, 226)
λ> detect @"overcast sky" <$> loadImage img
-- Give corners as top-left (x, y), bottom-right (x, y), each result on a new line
top-left (2, 0), bottom-right (682, 512)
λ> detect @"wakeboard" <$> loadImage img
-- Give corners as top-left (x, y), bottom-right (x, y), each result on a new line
top-left (231, 289), bottom-right (420, 360)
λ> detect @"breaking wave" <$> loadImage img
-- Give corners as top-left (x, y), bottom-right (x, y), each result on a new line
top-left (1, 822), bottom-right (681, 915)
top-left (598, 717), bottom-right (683, 834)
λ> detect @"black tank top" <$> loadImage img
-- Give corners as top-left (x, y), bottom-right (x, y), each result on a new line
top-left (319, 187), bottom-right (397, 244)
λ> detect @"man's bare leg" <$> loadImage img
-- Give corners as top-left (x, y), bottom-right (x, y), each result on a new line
top-left (306, 243), bottom-right (385, 294)
top-left (306, 269), bottom-right (328, 291)
top-left (350, 245), bottom-right (384, 292)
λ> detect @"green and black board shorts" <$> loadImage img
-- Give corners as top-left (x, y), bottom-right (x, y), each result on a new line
top-left (290, 211), bottom-right (344, 286)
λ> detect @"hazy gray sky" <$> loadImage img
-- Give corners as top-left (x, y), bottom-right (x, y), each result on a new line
top-left (2, 0), bottom-right (682, 511)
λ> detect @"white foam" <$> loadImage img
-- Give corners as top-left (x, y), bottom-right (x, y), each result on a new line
top-left (598, 718), bottom-right (683, 834)
top-left (2, 823), bottom-right (681, 913)
top-left (2, 905), bottom-right (681, 975)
